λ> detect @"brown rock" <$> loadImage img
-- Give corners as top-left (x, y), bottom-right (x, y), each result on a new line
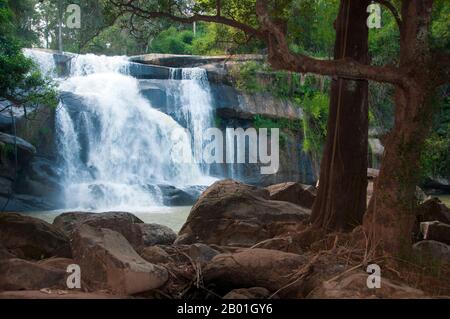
top-left (176, 180), bottom-right (310, 247)
top-left (308, 271), bottom-right (426, 299)
top-left (0, 245), bottom-right (15, 260)
top-left (37, 257), bottom-right (75, 271)
top-left (52, 212), bottom-right (95, 235)
top-left (140, 246), bottom-right (171, 264)
top-left (0, 213), bottom-right (71, 260)
top-left (420, 221), bottom-right (450, 244)
top-left (223, 287), bottom-right (270, 299)
top-left (54, 211), bottom-right (175, 250)
top-left (266, 182), bottom-right (316, 209)
top-left (203, 248), bottom-right (308, 293)
top-left (139, 223), bottom-right (176, 247)
top-left (78, 212), bottom-right (144, 250)
top-left (186, 243), bottom-right (220, 263)
top-left (0, 258), bottom-right (66, 291)
top-left (71, 224), bottom-right (168, 295)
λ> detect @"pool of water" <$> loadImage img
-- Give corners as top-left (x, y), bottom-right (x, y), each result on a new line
top-left (19, 206), bottom-right (192, 232)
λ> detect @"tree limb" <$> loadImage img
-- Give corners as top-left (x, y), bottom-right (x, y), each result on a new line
top-left (255, 0), bottom-right (404, 85)
top-left (110, 0), bottom-right (405, 85)
top-left (375, 0), bottom-right (402, 28)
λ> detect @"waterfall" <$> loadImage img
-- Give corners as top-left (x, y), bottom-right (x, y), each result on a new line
top-left (24, 49), bottom-right (216, 211)
top-left (171, 68), bottom-right (214, 173)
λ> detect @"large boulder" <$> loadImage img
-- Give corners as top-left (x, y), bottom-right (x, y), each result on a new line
top-left (71, 224), bottom-right (168, 295)
top-left (157, 184), bottom-right (204, 206)
top-left (52, 212), bottom-right (96, 236)
top-left (54, 211), bottom-right (175, 249)
top-left (0, 132), bottom-right (36, 163)
top-left (0, 258), bottom-right (67, 291)
top-left (308, 271), bottom-right (426, 299)
top-left (176, 180), bottom-right (311, 247)
top-left (266, 182), bottom-right (316, 209)
top-left (0, 213), bottom-right (71, 260)
top-left (203, 248), bottom-right (308, 293)
top-left (420, 221), bottom-right (450, 244)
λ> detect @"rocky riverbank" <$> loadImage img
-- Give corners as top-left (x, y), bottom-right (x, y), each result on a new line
top-left (1, 179), bottom-right (449, 299)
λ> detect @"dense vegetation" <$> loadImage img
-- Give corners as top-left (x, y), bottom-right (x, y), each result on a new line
top-left (0, 0), bottom-right (57, 109)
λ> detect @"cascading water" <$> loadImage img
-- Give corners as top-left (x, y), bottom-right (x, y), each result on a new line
top-left (24, 49), bottom-right (216, 211)
top-left (169, 68), bottom-right (214, 174)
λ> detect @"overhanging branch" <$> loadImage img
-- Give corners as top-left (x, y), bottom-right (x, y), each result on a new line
top-left (375, 0), bottom-right (402, 28)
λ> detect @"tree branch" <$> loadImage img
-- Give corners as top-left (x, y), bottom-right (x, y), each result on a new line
top-left (255, 0), bottom-right (404, 85)
top-left (375, 0), bottom-right (402, 28)
top-left (110, 0), bottom-right (405, 85)
top-left (110, 0), bottom-right (263, 38)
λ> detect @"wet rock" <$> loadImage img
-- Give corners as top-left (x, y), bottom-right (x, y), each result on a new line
top-left (157, 185), bottom-right (194, 206)
top-left (176, 180), bottom-right (310, 247)
top-left (158, 184), bottom-right (202, 206)
top-left (266, 182), bottom-right (316, 209)
top-left (0, 132), bottom-right (36, 163)
top-left (0, 258), bottom-right (66, 291)
top-left (0, 213), bottom-right (71, 260)
top-left (71, 224), bottom-right (168, 295)
top-left (223, 287), bottom-right (270, 299)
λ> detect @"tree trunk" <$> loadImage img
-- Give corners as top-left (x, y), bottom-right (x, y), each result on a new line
top-left (311, 0), bottom-right (370, 232)
top-left (363, 0), bottom-right (436, 256)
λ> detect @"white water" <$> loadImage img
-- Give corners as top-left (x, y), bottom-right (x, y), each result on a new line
top-left (24, 49), bottom-right (216, 211)
top-left (172, 68), bottom-right (214, 173)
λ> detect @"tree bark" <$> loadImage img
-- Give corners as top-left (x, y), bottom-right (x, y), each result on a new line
top-left (310, 0), bottom-right (370, 232)
top-left (363, 0), bottom-right (437, 256)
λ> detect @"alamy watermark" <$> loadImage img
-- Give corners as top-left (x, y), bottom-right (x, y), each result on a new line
top-left (171, 127), bottom-right (280, 175)
top-left (366, 264), bottom-right (381, 289)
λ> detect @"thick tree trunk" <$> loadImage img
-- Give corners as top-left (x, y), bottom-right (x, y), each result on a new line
top-left (364, 0), bottom-right (436, 256)
top-left (311, 0), bottom-right (370, 232)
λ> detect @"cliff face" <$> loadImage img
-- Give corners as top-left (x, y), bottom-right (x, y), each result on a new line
top-left (131, 54), bottom-right (317, 186)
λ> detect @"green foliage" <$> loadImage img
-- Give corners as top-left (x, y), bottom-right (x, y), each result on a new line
top-left (287, 0), bottom-right (338, 57)
top-left (233, 60), bottom-right (329, 154)
top-left (300, 92), bottom-right (329, 153)
top-left (150, 27), bottom-right (194, 54)
top-left (252, 115), bottom-right (301, 147)
top-left (420, 96), bottom-right (450, 179)
top-left (0, 0), bottom-right (57, 108)
top-left (231, 61), bottom-right (264, 93)
top-left (420, 134), bottom-right (450, 179)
